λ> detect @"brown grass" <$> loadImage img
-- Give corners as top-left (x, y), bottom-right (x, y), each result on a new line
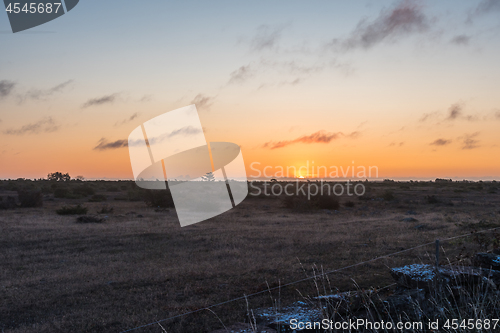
top-left (0, 180), bottom-right (499, 332)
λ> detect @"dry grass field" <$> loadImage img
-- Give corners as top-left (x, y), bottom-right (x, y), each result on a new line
top-left (1, 179), bottom-right (499, 332)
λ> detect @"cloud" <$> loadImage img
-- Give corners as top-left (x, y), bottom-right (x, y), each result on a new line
top-left (446, 103), bottom-right (463, 120)
top-left (82, 93), bottom-right (119, 108)
top-left (444, 103), bottom-right (478, 122)
top-left (250, 25), bottom-right (284, 52)
top-left (115, 112), bottom-right (139, 126)
top-left (0, 80), bottom-right (16, 99)
top-left (228, 65), bottom-right (254, 85)
top-left (263, 130), bottom-right (359, 149)
top-left (148, 126), bottom-right (203, 145)
top-left (95, 126), bottom-right (203, 151)
top-left (471, 0), bottom-right (500, 18)
top-left (18, 80), bottom-right (73, 102)
top-left (93, 138), bottom-right (128, 151)
top-left (461, 132), bottom-right (480, 150)
top-left (3, 117), bottom-right (59, 135)
top-left (191, 94), bottom-right (214, 110)
top-left (495, 111), bottom-right (500, 119)
top-left (450, 35), bottom-right (470, 45)
top-left (329, 0), bottom-right (430, 51)
top-left (419, 111), bottom-right (440, 122)
top-left (430, 138), bottom-right (451, 146)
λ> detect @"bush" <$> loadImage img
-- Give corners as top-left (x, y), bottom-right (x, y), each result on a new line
top-left (283, 193), bottom-right (339, 211)
top-left (88, 194), bottom-right (107, 202)
top-left (313, 193), bottom-right (340, 210)
top-left (97, 205), bottom-right (114, 214)
top-left (56, 204), bottom-right (88, 215)
top-left (76, 215), bottom-right (104, 223)
top-left (54, 188), bottom-right (69, 198)
top-left (426, 195), bottom-right (440, 204)
top-left (17, 190), bottom-right (43, 208)
top-left (381, 190), bottom-right (395, 201)
top-left (73, 185), bottom-right (95, 197)
top-left (344, 200), bottom-right (356, 208)
top-left (0, 196), bottom-right (17, 209)
top-left (143, 189), bottom-right (175, 208)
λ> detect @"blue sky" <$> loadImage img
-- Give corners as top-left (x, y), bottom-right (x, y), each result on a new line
top-left (1, 0), bottom-right (500, 179)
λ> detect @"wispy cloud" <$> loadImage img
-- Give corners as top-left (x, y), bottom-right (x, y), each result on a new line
top-left (446, 103), bottom-right (463, 120)
top-left (445, 103), bottom-right (478, 122)
top-left (250, 25), bottom-right (284, 52)
top-left (461, 132), bottom-right (480, 150)
top-left (3, 117), bottom-right (59, 135)
top-left (469, 0), bottom-right (500, 21)
top-left (18, 80), bottom-right (73, 102)
top-left (450, 35), bottom-right (471, 45)
top-left (0, 80), bottom-right (16, 99)
top-left (148, 126), bottom-right (203, 145)
top-left (114, 112), bottom-right (139, 127)
top-left (191, 94), bottom-right (214, 110)
top-left (82, 93), bottom-right (119, 108)
top-left (263, 130), bottom-right (359, 149)
top-left (93, 138), bottom-right (128, 151)
top-left (228, 65), bottom-right (254, 85)
top-left (329, 0), bottom-right (431, 51)
top-left (419, 111), bottom-right (440, 122)
top-left (430, 138), bottom-right (452, 146)
top-left (94, 126), bottom-right (203, 151)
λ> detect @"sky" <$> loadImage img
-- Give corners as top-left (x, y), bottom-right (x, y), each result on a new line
top-left (0, 0), bottom-right (499, 180)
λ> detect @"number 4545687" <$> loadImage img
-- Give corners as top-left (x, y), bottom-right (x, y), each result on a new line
top-left (443, 319), bottom-right (499, 330)
top-left (5, 2), bottom-right (62, 14)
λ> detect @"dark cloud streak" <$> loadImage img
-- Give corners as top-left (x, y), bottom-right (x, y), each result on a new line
top-left (3, 117), bottom-right (59, 135)
top-left (82, 93), bottom-right (119, 108)
top-left (329, 0), bottom-right (430, 51)
top-left (0, 80), bottom-right (16, 99)
top-left (264, 130), bottom-right (359, 150)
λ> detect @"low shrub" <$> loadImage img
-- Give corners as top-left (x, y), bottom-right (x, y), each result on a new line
top-left (56, 204), bottom-right (88, 215)
top-left (381, 190), bottom-right (395, 201)
top-left (0, 196), bottom-right (17, 209)
top-left (143, 189), bottom-right (175, 208)
top-left (54, 188), bottom-right (69, 198)
top-left (88, 194), bottom-right (107, 202)
top-left (283, 193), bottom-right (339, 211)
top-left (73, 185), bottom-right (95, 196)
top-left (97, 205), bottom-right (114, 214)
top-left (76, 215), bottom-right (104, 223)
top-left (17, 190), bottom-right (43, 208)
top-left (426, 195), bottom-right (440, 204)
top-left (344, 200), bottom-right (356, 208)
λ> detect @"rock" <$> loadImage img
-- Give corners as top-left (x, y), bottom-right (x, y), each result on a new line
top-left (136, 214), bottom-right (144, 218)
top-left (406, 210), bottom-right (418, 215)
top-left (384, 288), bottom-right (428, 319)
top-left (474, 253), bottom-right (500, 271)
top-left (401, 217), bottom-right (418, 222)
top-left (391, 264), bottom-right (500, 291)
top-left (414, 224), bottom-right (427, 230)
top-left (254, 301), bottom-right (323, 332)
top-left (76, 215), bottom-right (104, 223)
top-left (209, 323), bottom-right (276, 333)
top-left (315, 290), bottom-right (375, 315)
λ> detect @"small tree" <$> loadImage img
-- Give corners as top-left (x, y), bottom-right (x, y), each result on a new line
top-left (201, 172), bottom-right (215, 182)
top-left (47, 172), bottom-right (71, 182)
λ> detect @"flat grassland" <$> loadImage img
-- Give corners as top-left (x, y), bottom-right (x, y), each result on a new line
top-left (1, 180), bottom-right (499, 332)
